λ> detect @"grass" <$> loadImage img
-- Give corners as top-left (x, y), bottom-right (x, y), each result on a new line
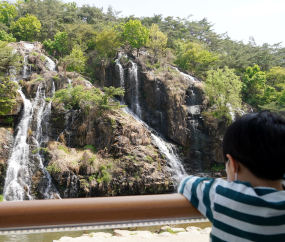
top-left (166, 228), bottom-right (179, 234)
top-left (46, 163), bottom-right (61, 174)
top-left (84, 145), bottom-right (97, 153)
top-left (58, 145), bottom-right (69, 154)
top-left (0, 195), bottom-right (3, 202)
top-left (212, 164), bottom-right (225, 172)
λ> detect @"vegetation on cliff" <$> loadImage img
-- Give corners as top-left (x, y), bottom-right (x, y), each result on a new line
top-left (1, 0), bottom-right (284, 118)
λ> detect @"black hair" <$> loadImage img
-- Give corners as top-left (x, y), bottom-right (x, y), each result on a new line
top-left (223, 112), bottom-right (285, 180)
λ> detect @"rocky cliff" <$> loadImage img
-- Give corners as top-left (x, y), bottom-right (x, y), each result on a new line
top-left (0, 42), bottom-right (174, 200)
top-left (101, 53), bottom-right (227, 174)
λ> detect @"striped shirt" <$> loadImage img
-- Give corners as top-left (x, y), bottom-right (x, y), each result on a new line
top-left (178, 176), bottom-right (285, 242)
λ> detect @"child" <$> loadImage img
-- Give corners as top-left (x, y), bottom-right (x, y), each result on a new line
top-left (178, 112), bottom-right (285, 242)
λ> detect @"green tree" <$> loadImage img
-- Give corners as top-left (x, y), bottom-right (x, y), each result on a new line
top-left (11, 13), bottom-right (41, 41)
top-left (175, 41), bottom-right (219, 79)
top-left (43, 31), bottom-right (68, 58)
top-left (266, 66), bottom-right (285, 90)
top-left (148, 23), bottom-right (167, 57)
top-left (205, 67), bottom-right (242, 120)
top-left (60, 45), bottom-right (86, 75)
top-left (0, 41), bottom-right (21, 115)
top-left (95, 29), bottom-right (121, 58)
top-left (242, 64), bottom-right (267, 107)
top-left (0, 1), bottom-right (17, 25)
top-left (123, 20), bottom-right (149, 56)
top-left (0, 30), bottom-right (16, 42)
top-left (101, 86), bottom-right (126, 109)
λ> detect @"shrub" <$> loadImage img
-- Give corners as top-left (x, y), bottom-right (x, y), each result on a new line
top-left (46, 163), bottom-right (61, 174)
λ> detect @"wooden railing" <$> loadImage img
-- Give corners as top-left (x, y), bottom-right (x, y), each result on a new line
top-left (0, 194), bottom-right (204, 232)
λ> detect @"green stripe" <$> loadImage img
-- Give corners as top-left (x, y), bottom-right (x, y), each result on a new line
top-left (216, 185), bottom-right (285, 209)
top-left (203, 179), bottom-right (215, 222)
top-left (211, 233), bottom-right (227, 242)
top-left (233, 180), bottom-right (252, 188)
top-left (215, 203), bottom-right (285, 226)
top-left (178, 176), bottom-right (193, 194)
top-left (254, 188), bottom-right (278, 196)
top-left (214, 220), bottom-right (285, 242)
top-left (190, 177), bottom-right (211, 208)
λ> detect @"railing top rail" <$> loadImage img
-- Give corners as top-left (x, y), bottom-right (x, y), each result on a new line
top-left (0, 194), bottom-right (203, 230)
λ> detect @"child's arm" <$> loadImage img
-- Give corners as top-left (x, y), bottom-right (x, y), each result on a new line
top-left (178, 175), bottom-right (217, 222)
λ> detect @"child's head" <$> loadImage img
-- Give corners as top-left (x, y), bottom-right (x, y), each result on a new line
top-left (223, 112), bottom-right (285, 181)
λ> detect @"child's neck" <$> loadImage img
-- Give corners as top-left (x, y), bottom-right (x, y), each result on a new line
top-left (238, 165), bottom-right (284, 191)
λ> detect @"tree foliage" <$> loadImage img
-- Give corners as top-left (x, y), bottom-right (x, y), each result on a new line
top-left (0, 30), bottom-right (16, 42)
top-left (205, 67), bottom-right (242, 119)
top-left (95, 29), bottom-right (121, 58)
top-left (61, 45), bottom-right (87, 74)
top-left (242, 64), bottom-right (267, 107)
top-left (148, 24), bottom-right (167, 57)
top-left (175, 41), bottom-right (219, 79)
top-left (0, 1), bottom-right (17, 25)
top-left (11, 14), bottom-right (41, 41)
top-left (0, 41), bottom-right (20, 115)
top-left (123, 20), bottom-right (149, 56)
top-left (43, 31), bottom-right (68, 58)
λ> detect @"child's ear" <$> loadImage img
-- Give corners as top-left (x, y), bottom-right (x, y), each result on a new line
top-left (226, 154), bottom-right (238, 173)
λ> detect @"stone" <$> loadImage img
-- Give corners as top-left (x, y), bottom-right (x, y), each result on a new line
top-left (201, 227), bottom-right (212, 234)
top-left (156, 232), bottom-right (172, 237)
top-left (113, 229), bottom-right (132, 237)
top-left (159, 226), bottom-right (171, 232)
top-left (89, 232), bottom-right (112, 238)
top-left (132, 231), bottom-right (153, 238)
top-left (58, 237), bottom-right (73, 241)
top-left (186, 226), bottom-right (202, 234)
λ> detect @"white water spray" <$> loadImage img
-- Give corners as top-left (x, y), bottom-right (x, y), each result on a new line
top-left (129, 60), bottom-right (142, 118)
top-left (124, 108), bottom-right (187, 184)
top-left (3, 90), bottom-right (33, 201)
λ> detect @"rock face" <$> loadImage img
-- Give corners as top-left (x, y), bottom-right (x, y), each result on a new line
top-left (102, 54), bottom-right (227, 173)
top-left (0, 128), bottom-right (14, 195)
top-left (1, 41), bottom-right (174, 199)
top-left (46, 90), bottom-right (173, 197)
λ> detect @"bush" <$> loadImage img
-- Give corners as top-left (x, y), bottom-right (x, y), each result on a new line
top-left (46, 163), bottom-right (61, 174)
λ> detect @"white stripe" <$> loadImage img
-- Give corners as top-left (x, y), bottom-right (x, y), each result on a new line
top-left (182, 176), bottom-right (198, 202)
top-left (214, 210), bottom-right (285, 235)
top-left (257, 190), bottom-right (285, 202)
top-left (212, 226), bottom-right (253, 242)
top-left (197, 181), bottom-right (208, 216)
top-left (217, 179), bottom-right (285, 203)
top-left (214, 194), bottom-right (285, 217)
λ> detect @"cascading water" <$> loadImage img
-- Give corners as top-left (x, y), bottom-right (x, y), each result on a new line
top-left (4, 52), bottom-right (60, 201)
top-left (128, 60), bottom-right (142, 118)
top-left (115, 57), bottom-right (187, 183)
top-left (3, 90), bottom-right (33, 201)
top-left (31, 82), bottom-right (60, 199)
top-left (22, 55), bottom-right (30, 78)
top-left (115, 53), bottom-right (125, 88)
top-left (44, 55), bottom-right (56, 71)
top-left (124, 108), bottom-right (186, 183)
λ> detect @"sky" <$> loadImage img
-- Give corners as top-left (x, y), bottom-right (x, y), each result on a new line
top-left (66, 0), bottom-right (285, 46)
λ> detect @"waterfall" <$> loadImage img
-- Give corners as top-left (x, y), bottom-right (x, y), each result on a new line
top-left (4, 53), bottom-right (60, 201)
top-left (115, 58), bottom-right (187, 183)
top-left (115, 53), bottom-right (125, 88)
top-left (129, 60), bottom-right (142, 118)
top-left (3, 90), bottom-right (33, 201)
top-left (23, 55), bottom-right (28, 78)
top-left (32, 82), bottom-right (60, 199)
top-left (124, 108), bottom-right (187, 184)
top-left (44, 55), bottom-right (56, 71)
top-left (172, 67), bottom-right (200, 84)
